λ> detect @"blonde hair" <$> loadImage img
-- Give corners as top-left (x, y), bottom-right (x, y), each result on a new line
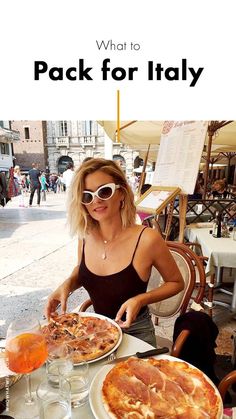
top-left (67, 158), bottom-right (136, 237)
top-left (213, 179), bottom-right (226, 190)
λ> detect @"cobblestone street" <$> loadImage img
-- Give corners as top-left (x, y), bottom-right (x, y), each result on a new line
top-left (0, 192), bottom-right (88, 337)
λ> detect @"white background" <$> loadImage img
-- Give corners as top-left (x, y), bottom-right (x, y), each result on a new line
top-left (0, 0), bottom-right (235, 120)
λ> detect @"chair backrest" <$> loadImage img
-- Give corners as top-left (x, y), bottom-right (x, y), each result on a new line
top-left (218, 370), bottom-right (236, 401)
top-left (148, 244), bottom-right (196, 318)
top-left (167, 242), bottom-right (206, 303)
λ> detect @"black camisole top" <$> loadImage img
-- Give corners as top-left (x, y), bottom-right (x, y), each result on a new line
top-left (78, 227), bottom-right (148, 319)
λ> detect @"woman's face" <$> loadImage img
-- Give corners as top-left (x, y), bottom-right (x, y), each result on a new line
top-left (83, 170), bottom-right (124, 222)
top-left (214, 182), bottom-right (223, 191)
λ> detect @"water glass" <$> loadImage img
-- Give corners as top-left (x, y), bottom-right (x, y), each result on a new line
top-left (233, 227), bottom-right (236, 241)
top-left (46, 344), bottom-right (74, 387)
top-left (60, 362), bottom-right (89, 409)
top-left (47, 358), bottom-right (74, 387)
top-left (36, 377), bottom-right (71, 419)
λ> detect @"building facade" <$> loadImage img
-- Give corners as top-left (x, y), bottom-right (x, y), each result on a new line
top-left (46, 121), bottom-right (138, 176)
top-left (10, 121), bottom-right (47, 172)
top-left (0, 121), bottom-right (20, 174)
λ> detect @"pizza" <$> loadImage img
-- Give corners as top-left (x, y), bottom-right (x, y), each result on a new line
top-left (102, 357), bottom-right (222, 419)
top-left (42, 313), bottom-right (121, 363)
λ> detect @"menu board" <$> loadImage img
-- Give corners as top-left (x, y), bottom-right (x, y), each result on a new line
top-left (136, 186), bottom-right (181, 214)
top-left (153, 121), bottom-right (208, 194)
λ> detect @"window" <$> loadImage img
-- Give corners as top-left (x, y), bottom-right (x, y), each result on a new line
top-left (59, 121), bottom-right (68, 137)
top-left (0, 121), bottom-right (4, 128)
top-left (24, 127), bottom-right (30, 139)
top-left (0, 142), bottom-right (10, 154)
top-left (85, 121), bottom-right (92, 136)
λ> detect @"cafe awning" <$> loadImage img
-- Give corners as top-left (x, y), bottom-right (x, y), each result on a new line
top-left (99, 120), bottom-right (236, 152)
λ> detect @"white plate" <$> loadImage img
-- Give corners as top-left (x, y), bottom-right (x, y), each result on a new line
top-left (73, 312), bottom-right (122, 364)
top-left (89, 354), bottom-right (223, 419)
top-left (44, 311), bottom-right (122, 365)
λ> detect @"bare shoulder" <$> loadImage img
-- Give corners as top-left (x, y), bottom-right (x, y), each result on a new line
top-left (131, 225), bottom-right (163, 248)
top-left (141, 226), bottom-right (163, 243)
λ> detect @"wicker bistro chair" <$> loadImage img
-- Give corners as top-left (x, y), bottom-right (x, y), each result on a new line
top-left (147, 247), bottom-right (195, 320)
top-left (147, 242), bottom-right (206, 354)
top-left (218, 370), bottom-right (236, 402)
top-left (181, 241), bottom-right (214, 317)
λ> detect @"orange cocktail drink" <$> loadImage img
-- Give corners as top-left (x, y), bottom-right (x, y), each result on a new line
top-left (6, 332), bottom-right (48, 374)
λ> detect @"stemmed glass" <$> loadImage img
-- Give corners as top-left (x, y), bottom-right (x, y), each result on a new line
top-left (5, 316), bottom-right (48, 418)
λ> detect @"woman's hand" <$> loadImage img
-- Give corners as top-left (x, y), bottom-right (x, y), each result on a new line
top-left (45, 266), bottom-right (80, 320)
top-left (115, 296), bottom-right (143, 328)
top-left (45, 282), bottom-right (71, 320)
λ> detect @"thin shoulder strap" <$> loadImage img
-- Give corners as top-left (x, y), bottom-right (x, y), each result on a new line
top-left (81, 239), bottom-right (85, 260)
top-left (131, 227), bottom-right (147, 263)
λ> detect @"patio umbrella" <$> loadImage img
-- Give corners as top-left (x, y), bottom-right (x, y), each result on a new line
top-left (99, 120), bottom-right (236, 151)
top-left (99, 120), bottom-right (236, 188)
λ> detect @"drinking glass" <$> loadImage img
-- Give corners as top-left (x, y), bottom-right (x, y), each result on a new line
top-left (233, 226), bottom-right (236, 241)
top-left (36, 377), bottom-right (71, 419)
top-left (46, 344), bottom-right (73, 387)
top-left (60, 362), bottom-right (89, 409)
top-left (5, 316), bottom-right (48, 418)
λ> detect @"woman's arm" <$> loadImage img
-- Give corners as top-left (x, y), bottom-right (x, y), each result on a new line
top-left (45, 239), bottom-right (83, 320)
top-left (115, 229), bottom-right (184, 328)
top-left (138, 228), bottom-right (184, 304)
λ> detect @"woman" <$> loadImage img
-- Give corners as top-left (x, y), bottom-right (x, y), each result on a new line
top-left (45, 158), bottom-right (184, 346)
top-left (211, 179), bottom-right (228, 199)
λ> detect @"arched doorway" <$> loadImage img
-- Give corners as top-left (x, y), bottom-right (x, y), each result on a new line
top-left (58, 156), bottom-right (74, 174)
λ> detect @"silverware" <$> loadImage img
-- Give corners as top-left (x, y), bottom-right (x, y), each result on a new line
top-left (107, 350), bottom-right (118, 362)
top-left (106, 347), bottom-right (169, 364)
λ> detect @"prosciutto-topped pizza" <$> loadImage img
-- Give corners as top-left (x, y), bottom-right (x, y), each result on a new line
top-left (102, 357), bottom-right (222, 419)
top-left (42, 313), bottom-right (121, 363)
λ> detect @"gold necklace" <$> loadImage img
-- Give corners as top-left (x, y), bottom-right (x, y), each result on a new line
top-left (102, 240), bottom-right (108, 260)
top-left (100, 231), bottom-right (123, 260)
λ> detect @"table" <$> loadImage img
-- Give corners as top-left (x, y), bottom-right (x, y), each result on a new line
top-left (185, 226), bottom-right (236, 310)
top-left (1, 333), bottom-right (154, 419)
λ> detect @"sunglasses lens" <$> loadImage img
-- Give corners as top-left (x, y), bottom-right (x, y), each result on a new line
top-left (82, 192), bottom-right (93, 204)
top-left (98, 186), bottom-right (113, 200)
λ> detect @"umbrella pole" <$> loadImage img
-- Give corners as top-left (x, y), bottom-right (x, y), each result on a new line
top-left (178, 194), bottom-right (188, 243)
top-left (116, 90), bottom-right (120, 143)
top-left (203, 128), bottom-right (213, 198)
top-left (137, 144), bottom-right (150, 195)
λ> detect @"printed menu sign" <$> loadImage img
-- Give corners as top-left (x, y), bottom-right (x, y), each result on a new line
top-left (153, 121), bottom-right (208, 194)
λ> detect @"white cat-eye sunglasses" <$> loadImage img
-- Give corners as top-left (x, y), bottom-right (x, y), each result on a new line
top-left (81, 183), bottom-right (121, 205)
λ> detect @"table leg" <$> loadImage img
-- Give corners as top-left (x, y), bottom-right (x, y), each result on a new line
top-left (215, 266), bottom-right (224, 286)
top-left (231, 281), bottom-right (236, 312)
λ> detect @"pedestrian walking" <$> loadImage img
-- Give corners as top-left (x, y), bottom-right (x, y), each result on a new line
top-left (14, 165), bottom-right (25, 207)
top-left (50, 173), bottom-right (58, 193)
top-left (40, 172), bottom-right (49, 202)
top-left (28, 163), bottom-right (41, 207)
top-left (62, 162), bottom-right (74, 192)
top-left (0, 171), bottom-right (9, 207)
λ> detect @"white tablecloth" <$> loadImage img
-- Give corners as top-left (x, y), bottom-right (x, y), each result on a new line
top-left (185, 227), bottom-right (236, 274)
top-left (1, 333), bottom-right (154, 419)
